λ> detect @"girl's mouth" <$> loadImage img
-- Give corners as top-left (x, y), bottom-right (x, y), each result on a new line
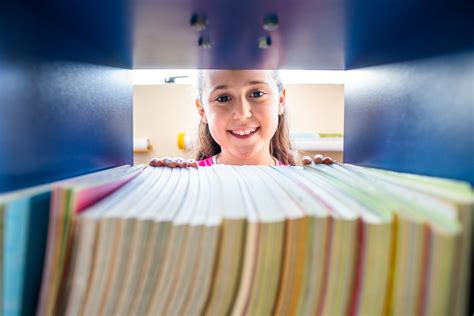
top-left (228, 127), bottom-right (260, 139)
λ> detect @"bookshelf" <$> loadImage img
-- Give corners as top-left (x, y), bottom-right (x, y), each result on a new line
top-left (0, 0), bottom-right (472, 313)
top-left (1, 0), bottom-right (471, 193)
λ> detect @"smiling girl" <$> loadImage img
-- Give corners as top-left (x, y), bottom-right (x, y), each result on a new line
top-left (150, 70), bottom-right (332, 167)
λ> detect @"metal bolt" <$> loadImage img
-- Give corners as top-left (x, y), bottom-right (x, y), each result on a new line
top-left (198, 36), bottom-right (212, 48)
top-left (263, 14), bottom-right (279, 31)
top-left (258, 36), bottom-right (272, 49)
top-left (190, 13), bottom-right (207, 31)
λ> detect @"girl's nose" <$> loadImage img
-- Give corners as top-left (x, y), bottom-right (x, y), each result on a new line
top-left (233, 98), bottom-right (252, 120)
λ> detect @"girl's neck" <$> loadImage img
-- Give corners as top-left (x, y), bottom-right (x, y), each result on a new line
top-left (216, 149), bottom-right (275, 165)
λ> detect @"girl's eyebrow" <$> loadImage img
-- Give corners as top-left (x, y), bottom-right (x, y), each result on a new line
top-left (210, 80), bottom-right (269, 94)
top-left (210, 85), bottom-right (229, 94)
top-left (247, 80), bottom-right (269, 86)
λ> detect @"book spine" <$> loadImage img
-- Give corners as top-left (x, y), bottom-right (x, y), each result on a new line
top-left (3, 199), bottom-right (29, 316)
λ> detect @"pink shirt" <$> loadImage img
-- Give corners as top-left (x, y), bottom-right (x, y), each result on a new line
top-left (198, 155), bottom-right (286, 167)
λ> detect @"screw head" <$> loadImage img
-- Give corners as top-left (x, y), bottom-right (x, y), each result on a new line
top-left (263, 14), bottom-right (279, 31)
top-left (190, 13), bottom-right (207, 31)
top-left (198, 36), bottom-right (212, 48)
top-left (258, 36), bottom-right (272, 49)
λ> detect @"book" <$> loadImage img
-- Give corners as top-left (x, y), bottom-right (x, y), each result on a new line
top-left (1, 163), bottom-right (472, 315)
top-left (0, 165), bottom-right (141, 316)
top-left (0, 184), bottom-right (51, 316)
top-left (33, 165), bottom-right (143, 316)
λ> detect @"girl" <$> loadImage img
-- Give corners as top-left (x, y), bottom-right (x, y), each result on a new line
top-left (150, 70), bottom-right (332, 167)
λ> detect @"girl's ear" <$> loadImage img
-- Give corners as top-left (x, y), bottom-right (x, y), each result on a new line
top-left (195, 98), bottom-right (208, 124)
top-left (278, 88), bottom-right (287, 115)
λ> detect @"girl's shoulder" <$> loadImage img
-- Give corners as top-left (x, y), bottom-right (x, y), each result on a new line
top-left (276, 159), bottom-right (286, 166)
top-left (198, 156), bottom-right (215, 167)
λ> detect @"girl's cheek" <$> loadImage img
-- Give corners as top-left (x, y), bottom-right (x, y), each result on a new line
top-left (207, 112), bottom-right (227, 133)
top-left (207, 107), bottom-right (227, 122)
top-left (254, 103), bottom-right (279, 118)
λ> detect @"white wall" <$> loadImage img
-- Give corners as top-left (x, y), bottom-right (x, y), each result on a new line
top-left (133, 84), bottom-right (344, 165)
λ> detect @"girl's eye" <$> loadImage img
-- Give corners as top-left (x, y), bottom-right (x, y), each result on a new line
top-left (250, 90), bottom-right (265, 98)
top-left (216, 95), bottom-right (231, 102)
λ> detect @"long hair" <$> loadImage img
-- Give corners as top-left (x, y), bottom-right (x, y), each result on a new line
top-left (195, 70), bottom-right (296, 165)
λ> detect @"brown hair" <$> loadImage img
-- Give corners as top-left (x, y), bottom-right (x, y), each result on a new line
top-left (195, 70), bottom-right (295, 165)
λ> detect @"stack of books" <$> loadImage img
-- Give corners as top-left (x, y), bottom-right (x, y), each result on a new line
top-left (1, 164), bottom-right (472, 315)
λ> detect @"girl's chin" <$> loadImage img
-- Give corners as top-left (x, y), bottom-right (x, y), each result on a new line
top-left (228, 137), bottom-right (259, 148)
top-left (227, 144), bottom-right (268, 160)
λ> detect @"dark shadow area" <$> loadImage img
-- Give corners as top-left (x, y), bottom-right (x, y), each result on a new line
top-left (21, 192), bottom-right (51, 315)
top-left (344, 0), bottom-right (474, 69)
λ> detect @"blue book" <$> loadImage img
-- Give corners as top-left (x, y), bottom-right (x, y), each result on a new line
top-left (2, 189), bottom-right (50, 316)
top-left (0, 202), bottom-right (4, 312)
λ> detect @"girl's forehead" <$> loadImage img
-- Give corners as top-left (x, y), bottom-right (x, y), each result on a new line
top-left (205, 70), bottom-right (274, 88)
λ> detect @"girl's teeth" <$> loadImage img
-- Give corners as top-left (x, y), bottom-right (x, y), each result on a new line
top-left (233, 128), bottom-right (256, 135)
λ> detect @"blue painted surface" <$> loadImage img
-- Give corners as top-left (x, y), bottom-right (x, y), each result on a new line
top-left (0, 1), bottom-right (133, 193)
top-left (43, 0), bottom-right (132, 67)
top-left (1, 0), bottom-right (346, 70)
top-left (131, 0), bottom-right (346, 69)
top-left (344, 51), bottom-right (474, 184)
top-left (343, 0), bottom-right (473, 186)
top-left (3, 0), bottom-right (472, 70)
top-left (345, 0), bottom-right (474, 69)
top-left (0, 0), bottom-right (131, 68)
top-left (0, 0), bottom-right (471, 186)
top-left (0, 61), bottom-right (133, 193)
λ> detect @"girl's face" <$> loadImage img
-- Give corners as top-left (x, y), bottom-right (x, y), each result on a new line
top-left (197, 70), bottom-right (286, 162)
